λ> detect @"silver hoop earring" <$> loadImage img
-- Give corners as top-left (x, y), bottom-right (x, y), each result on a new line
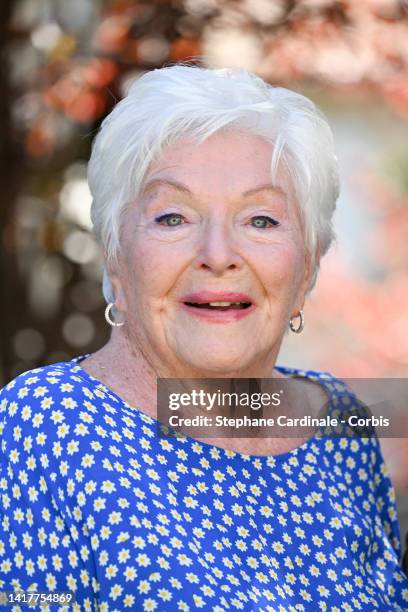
top-left (289, 309), bottom-right (304, 334)
top-left (105, 302), bottom-right (124, 327)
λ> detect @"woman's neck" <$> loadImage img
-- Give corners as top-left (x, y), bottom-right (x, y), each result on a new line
top-left (80, 329), bottom-right (286, 418)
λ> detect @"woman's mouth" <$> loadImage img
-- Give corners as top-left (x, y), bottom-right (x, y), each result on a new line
top-left (184, 301), bottom-right (252, 311)
top-left (180, 292), bottom-right (255, 323)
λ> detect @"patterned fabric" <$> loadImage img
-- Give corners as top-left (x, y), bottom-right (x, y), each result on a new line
top-left (1, 355), bottom-right (408, 612)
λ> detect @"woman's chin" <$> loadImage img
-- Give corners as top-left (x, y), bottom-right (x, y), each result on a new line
top-left (165, 332), bottom-right (267, 376)
top-left (177, 352), bottom-right (256, 377)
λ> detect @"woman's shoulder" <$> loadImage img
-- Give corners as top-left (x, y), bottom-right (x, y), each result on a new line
top-left (277, 364), bottom-right (377, 416)
top-left (276, 363), bottom-right (349, 387)
top-left (0, 356), bottom-right (98, 441)
top-left (277, 363), bottom-right (388, 460)
top-left (0, 357), bottom-right (87, 405)
top-left (276, 363), bottom-right (364, 416)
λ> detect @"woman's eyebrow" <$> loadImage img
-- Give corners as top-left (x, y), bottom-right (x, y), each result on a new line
top-left (143, 178), bottom-right (286, 198)
top-left (142, 178), bottom-right (192, 195)
top-left (243, 184), bottom-right (286, 197)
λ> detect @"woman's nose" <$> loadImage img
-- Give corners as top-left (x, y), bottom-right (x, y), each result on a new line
top-left (194, 220), bottom-right (244, 275)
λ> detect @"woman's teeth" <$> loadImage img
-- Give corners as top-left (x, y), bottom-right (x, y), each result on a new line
top-left (208, 301), bottom-right (241, 306)
top-left (186, 301), bottom-right (251, 310)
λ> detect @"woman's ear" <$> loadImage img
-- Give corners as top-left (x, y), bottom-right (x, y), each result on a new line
top-left (295, 248), bottom-right (317, 314)
top-left (300, 252), bottom-right (313, 300)
top-left (305, 245), bottom-right (321, 294)
top-left (106, 263), bottom-right (128, 313)
top-left (315, 243), bottom-right (321, 268)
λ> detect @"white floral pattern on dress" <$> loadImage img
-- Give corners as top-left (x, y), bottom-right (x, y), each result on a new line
top-left (1, 356), bottom-right (408, 611)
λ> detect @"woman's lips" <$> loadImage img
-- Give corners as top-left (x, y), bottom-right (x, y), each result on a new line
top-left (180, 291), bottom-right (256, 323)
top-left (181, 302), bottom-right (256, 323)
top-left (181, 291), bottom-right (253, 304)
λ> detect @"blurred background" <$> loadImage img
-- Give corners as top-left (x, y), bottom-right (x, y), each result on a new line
top-left (1, 0), bottom-right (408, 550)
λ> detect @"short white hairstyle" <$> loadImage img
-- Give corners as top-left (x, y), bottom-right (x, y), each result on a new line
top-left (88, 64), bottom-right (340, 303)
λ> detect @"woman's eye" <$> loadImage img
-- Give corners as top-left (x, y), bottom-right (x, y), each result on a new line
top-left (155, 213), bottom-right (185, 227)
top-left (250, 215), bottom-right (280, 229)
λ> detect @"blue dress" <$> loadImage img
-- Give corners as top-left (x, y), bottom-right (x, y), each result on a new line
top-left (1, 355), bottom-right (408, 611)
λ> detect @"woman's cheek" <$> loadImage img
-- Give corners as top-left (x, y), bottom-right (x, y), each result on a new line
top-left (130, 242), bottom-right (187, 298)
top-left (260, 243), bottom-right (302, 281)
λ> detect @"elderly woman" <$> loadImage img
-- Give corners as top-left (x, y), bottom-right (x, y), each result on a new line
top-left (1, 65), bottom-right (407, 611)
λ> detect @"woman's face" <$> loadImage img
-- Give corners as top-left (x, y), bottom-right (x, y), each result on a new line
top-left (111, 130), bottom-right (311, 377)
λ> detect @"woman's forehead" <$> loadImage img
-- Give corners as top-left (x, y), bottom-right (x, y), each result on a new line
top-left (142, 131), bottom-right (293, 199)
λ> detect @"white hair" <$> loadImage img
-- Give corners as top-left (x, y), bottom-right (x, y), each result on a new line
top-left (88, 64), bottom-right (340, 303)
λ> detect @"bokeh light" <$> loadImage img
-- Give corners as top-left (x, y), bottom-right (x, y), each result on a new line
top-left (13, 328), bottom-right (45, 360)
top-left (63, 230), bottom-right (98, 265)
top-left (62, 313), bottom-right (95, 347)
